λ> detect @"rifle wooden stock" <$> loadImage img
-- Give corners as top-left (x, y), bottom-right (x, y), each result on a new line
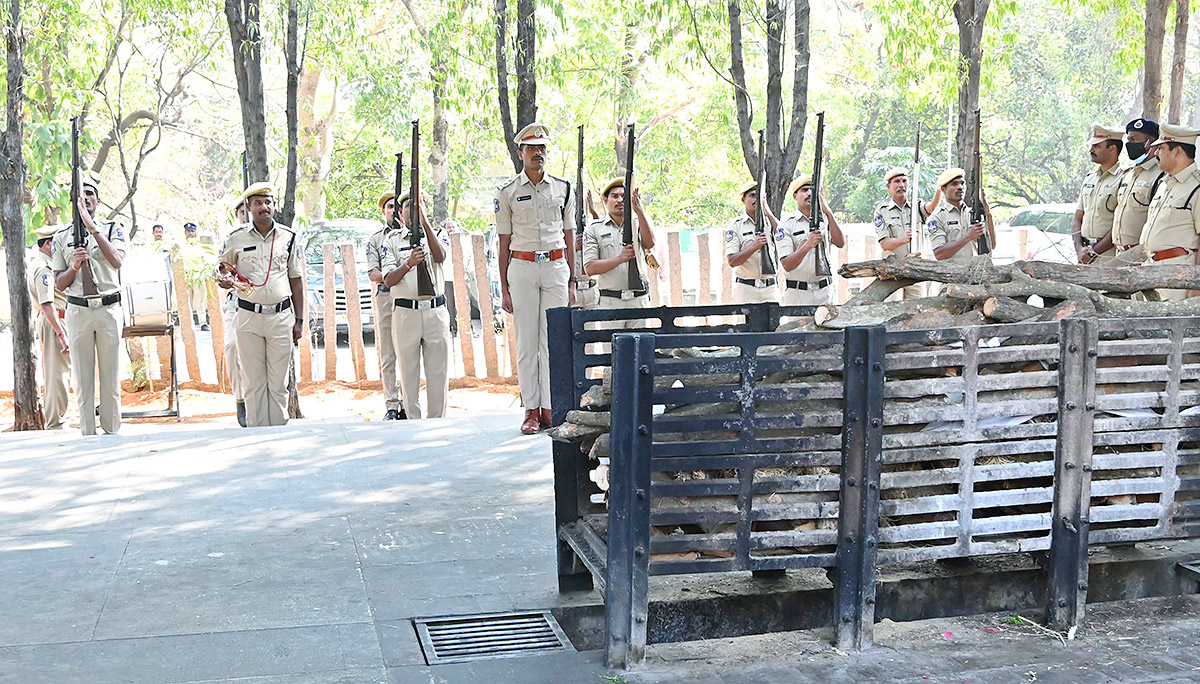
top-left (409, 121), bottom-right (437, 297)
top-left (971, 109), bottom-right (991, 255)
top-left (755, 130), bottom-right (775, 276)
top-left (812, 111), bottom-right (831, 277)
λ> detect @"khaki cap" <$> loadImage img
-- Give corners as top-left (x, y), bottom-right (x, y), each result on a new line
top-left (241, 182), bottom-right (275, 204)
top-left (34, 224), bottom-right (61, 239)
top-left (514, 122), bottom-right (552, 146)
top-left (1086, 123), bottom-right (1125, 147)
top-left (787, 174), bottom-right (813, 197)
top-left (1150, 122), bottom-right (1200, 148)
top-left (378, 191), bottom-right (396, 211)
top-left (884, 167), bottom-right (908, 183)
top-left (80, 170), bottom-right (100, 192)
top-left (738, 180), bottom-right (758, 198)
top-left (937, 168), bottom-right (965, 188)
top-left (601, 177), bottom-right (626, 196)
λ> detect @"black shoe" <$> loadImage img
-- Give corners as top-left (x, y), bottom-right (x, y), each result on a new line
top-left (397, 407), bottom-right (408, 420)
top-left (200, 323), bottom-right (210, 331)
top-left (384, 409), bottom-right (399, 421)
top-left (236, 401), bottom-right (247, 427)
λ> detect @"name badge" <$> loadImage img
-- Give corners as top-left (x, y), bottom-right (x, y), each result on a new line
top-left (516, 195), bottom-right (532, 202)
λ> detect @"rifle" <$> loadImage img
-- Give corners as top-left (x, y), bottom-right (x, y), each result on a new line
top-left (409, 120), bottom-right (437, 297)
top-left (575, 126), bottom-right (585, 282)
top-left (969, 109), bottom-right (991, 255)
top-left (241, 152), bottom-right (249, 188)
top-left (910, 123), bottom-right (923, 255)
top-left (811, 111), bottom-right (831, 277)
top-left (70, 115), bottom-right (98, 296)
top-left (622, 123), bottom-right (645, 291)
top-left (755, 130), bottom-right (775, 276)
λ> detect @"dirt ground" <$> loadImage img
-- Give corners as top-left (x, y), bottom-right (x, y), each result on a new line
top-left (0, 376), bottom-right (522, 430)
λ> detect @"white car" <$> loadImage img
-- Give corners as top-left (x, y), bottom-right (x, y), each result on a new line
top-left (992, 203), bottom-right (1077, 265)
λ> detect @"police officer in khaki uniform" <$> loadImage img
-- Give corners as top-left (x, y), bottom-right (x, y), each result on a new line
top-left (367, 192), bottom-right (408, 421)
top-left (1112, 118), bottom-right (1165, 265)
top-left (874, 167), bottom-right (933, 299)
top-left (29, 224), bottom-right (71, 429)
top-left (51, 174), bottom-right (127, 436)
top-left (928, 168), bottom-right (995, 263)
top-left (217, 183), bottom-right (304, 427)
top-left (582, 177), bottom-right (655, 325)
top-left (778, 174), bottom-right (845, 306)
top-left (379, 191), bottom-right (450, 418)
top-left (1073, 124), bottom-right (1125, 265)
top-left (725, 180), bottom-right (780, 303)
top-left (1140, 123), bottom-right (1200, 301)
top-left (495, 122), bottom-right (576, 435)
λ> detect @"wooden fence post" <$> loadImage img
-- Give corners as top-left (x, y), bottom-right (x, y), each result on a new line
top-left (299, 310), bottom-right (313, 382)
top-left (323, 244), bottom-right (337, 381)
top-left (206, 281), bottom-right (227, 390)
top-left (697, 232), bottom-right (711, 305)
top-left (340, 243), bottom-right (367, 381)
top-left (471, 233), bottom-right (500, 378)
top-left (170, 258), bottom-right (202, 384)
top-left (450, 232), bottom-right (476, 377)
top-left (667, 231), bottom-right (683, 306)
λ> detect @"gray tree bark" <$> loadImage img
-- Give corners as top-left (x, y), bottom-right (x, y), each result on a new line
top-left (2, 0), bottom-right (44, 430)
top-left (282, 0), bottom-right (303, 227)
top-left (495, 0), bottom-right (537, 172)
top-left (952, 0), bottom-right (990, 170)
top-left (1144, 0), bottom-right (1170, 118)
top-left (224, 0), bottom-right (270, 184)
top-left (1169, 0), bottom-right (1189, 124)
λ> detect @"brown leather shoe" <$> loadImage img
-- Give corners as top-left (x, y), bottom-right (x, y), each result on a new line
top-left (539, 408), bottom-right (553, 429)
top-left (521, 409), bottom-right (540, 435)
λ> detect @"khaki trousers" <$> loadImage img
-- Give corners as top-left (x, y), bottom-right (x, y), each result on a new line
top-left (597, 293), bottom-right (651, 329)
top-left (508, 258), bottom-right (570, 409)
top-left (782, 284), bottom-right (834, 307)
top-left (900, 283), bottom-right (925, 299)
top-left (1150, 253), bottom-right (1195, 301)
top-left (391, 303), bottom-right (451, 418)
top-left (374, 289), bottom-right (401, 411)
top-left (222, 295), bottom-right (242, 401)
top-left (66, 300), bottom-right (123, 435)
top-left (733, 281), bottom-right (779, 304)
top-left (189, 281), bottom-right (209, 325)
top-left (234, 307), bottom-right (293, 427)
top-left (38, 314), bottom-right (71, 429)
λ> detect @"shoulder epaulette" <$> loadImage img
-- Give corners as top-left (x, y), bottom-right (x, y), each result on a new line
top-left (497, 174), bottom-right (522, 191)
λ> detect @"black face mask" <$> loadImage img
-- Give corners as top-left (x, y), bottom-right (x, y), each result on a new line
top-left (1127, 141), bottom-right (1147, 160)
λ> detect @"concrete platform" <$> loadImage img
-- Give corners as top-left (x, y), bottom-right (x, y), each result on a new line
top-left (5, 411), bottom-right (1200, 684)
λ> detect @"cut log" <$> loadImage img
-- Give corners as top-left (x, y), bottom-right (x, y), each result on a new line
top-left (844, 276), bottom-right (918, 305)
top-left (983, 296), bottom-right (1043, 323)
top-left (814, 298), bottom-right (972, 329)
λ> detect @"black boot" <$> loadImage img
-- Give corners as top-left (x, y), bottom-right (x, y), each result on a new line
top-left (397, 406), bottom-right (408, 420)
top-left (383, 409), bottom-right (399, 421)
top-left (236, 401), bottom-right (247, 428)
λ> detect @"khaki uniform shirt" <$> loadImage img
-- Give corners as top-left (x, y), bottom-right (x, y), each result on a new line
top-left (49, 220), bottom-right (127, 296)
top-left (581, 214), bottom-right (647, 291)
top-left (28, 250), bottom-right (67, 313)
top-left (724, 214), bottom-right (776, 280)
top-left (494, 172), bottom-right (573, 252)
top-left (218, 222), bottom-right (303, 305)
top-left (380, 223), bottom-right (448, 300)
top-left (366, 224), bottom-right (395, 293)
top-left (1112, 157), bottom-right (1165, 248)
top-left (1141, 163), bottom-right (1200, 253)
top-left (777, 212), bottom-right (824, 282)
top-left (874, 198), bottom-right (930, 257)
top-left (926, 203), bottom-right (977, 264)
top-left (1076, 164), bottom-right (1123, 241)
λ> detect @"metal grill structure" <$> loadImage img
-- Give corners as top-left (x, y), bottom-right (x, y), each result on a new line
top-left (548, 304), bottom-right (1200, 668)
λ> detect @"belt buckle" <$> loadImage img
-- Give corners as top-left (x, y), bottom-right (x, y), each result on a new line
top-left (534, 252), bottom-right (550, 263)
top-left (621, 290), bottom-right (634, 301)
top-left (417, 299), bottom-right (432, 310)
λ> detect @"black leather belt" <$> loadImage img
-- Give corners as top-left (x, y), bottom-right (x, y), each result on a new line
top-left (599, 289), bottom-right (647, 298)
top-left (786, 278), bottom-right (831, 291)
top-left (395, 294), bottom-right (446, 310)
top-left (237, 298), bottom-right (292, 314)
top-left (736, 277), bottom-right (776, 288)
top-left (67, 292), bottom-right (121, 307)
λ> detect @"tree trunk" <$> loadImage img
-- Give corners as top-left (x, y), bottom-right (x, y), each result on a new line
top-left (952, 0), bottom-right (990, 170)
top-left (224, 0), bottom-right (270, 183)
top-left (1144, 0), bottom-right (1170, 119)
top-left (728, 0), bottom-right (810, 216)
top-left (495, 0), bottom-right (537, 172)
top-left (297, 66), bottom-right (336, 220)
top-left (281, 0), bottom-right (302, 227)
top-left (1169, 0), bottom-right (1189, 124)
top-left (2, 0), bottom-right (43, 430)
top-left (430, 66), bottom-right (450, 231)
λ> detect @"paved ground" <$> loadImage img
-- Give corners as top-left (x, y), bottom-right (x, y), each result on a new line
top-left (5, 413), bottom-right (1200, 683)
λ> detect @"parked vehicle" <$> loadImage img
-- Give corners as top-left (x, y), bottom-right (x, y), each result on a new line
top-left (992, 203), bottom-right (1077, 265)
top-left (304, 219), bottom-right (379, 343)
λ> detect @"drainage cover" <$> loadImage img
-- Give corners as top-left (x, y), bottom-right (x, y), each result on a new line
top-left (413, 611), bottom-right (574, 665)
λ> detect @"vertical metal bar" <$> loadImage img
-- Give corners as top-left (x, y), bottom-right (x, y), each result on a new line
top-left (549, 306), bottom-right (591, 592)
top-left (1047, 317), bottom-right (1097, 632)
top-left (835, 325), bottom-right (886, 651)
top-left (605, 332), bottom-right (655, 668)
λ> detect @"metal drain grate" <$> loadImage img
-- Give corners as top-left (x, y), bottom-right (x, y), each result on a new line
top-left (413, 611), bottom-right (574, 665)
